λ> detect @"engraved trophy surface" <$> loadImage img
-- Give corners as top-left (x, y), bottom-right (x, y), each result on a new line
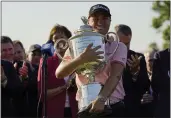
top-left (56, 16), bottom-right (119, 110)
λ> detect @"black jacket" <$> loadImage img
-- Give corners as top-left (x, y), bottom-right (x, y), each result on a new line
top-left (123, 50), bottom-right (150, 117)
top-left (151, 48), bottom-right (170, 118)
top-left (1, 60), bottom-right (23, 117)
top-left (14, 61), bottom-right (39, 117)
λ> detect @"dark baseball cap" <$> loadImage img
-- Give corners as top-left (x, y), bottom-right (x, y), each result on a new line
top-left (89, 4), bottom-right (111, 18)
top-left (28, 44), bottom-right (41, 53)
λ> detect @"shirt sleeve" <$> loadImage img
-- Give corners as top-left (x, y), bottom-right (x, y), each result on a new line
top-left (110, 42), bottom-right (127, 67)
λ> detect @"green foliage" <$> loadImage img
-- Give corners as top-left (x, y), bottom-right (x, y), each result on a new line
top-left (163, 25), bottom-right (170, 41)
top-left (152, 1), bottom-right (170, 49)
top-left (163, 41), bottom-right (170, 49)
top-left (148, 42), bottom-right (159, 50)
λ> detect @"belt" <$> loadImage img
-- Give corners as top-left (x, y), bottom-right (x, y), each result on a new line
top-left (105, 99), bottom-right (124, 106)
top-left (110, 100), bottom-right (124, 106)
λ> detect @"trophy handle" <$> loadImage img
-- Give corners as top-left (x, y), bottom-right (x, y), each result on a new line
top-left (55, 38), bottom-right (69, 61)
top-left (105, 32), bottom-right (120, 60)
top-left (106, 32), bottom-right (119, 42)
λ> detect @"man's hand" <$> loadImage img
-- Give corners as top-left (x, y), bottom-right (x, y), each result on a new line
top-left (141, 92), bottom-right (153, 104)
top-left (55, 85), bottom-right (66, 94)
top-left (89, 98), bottom-right (105, 114)
top-left (47, 86), bottom-right (66, 98)
top-left (1, 66), bottom-right (8, 87)
top-left (19, 61), bottom-right (28, 78)
top-left (127, 54), bottom-right (142, 75)
top-left (80, 43), bottom-right (104, 64)
top-left (1, 66), bottom-right (6, 81)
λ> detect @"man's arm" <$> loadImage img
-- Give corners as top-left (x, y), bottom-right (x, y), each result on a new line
top-left (132, 54), bottom-right (150, 95)
top-left (55, 56), bottom-right (83, 78)
top-left (55, 44), bottom-right (104, 78)
top-left (3, 61), bottom-right (22, 90)
top-left (98, 62), bottom-right (125, 98)
top-left (47, 86), bottom-right (66, 99)
top-left (1, 61), bottom-right (23, 102)
top-left (98, 42), bottom-right (127, 100)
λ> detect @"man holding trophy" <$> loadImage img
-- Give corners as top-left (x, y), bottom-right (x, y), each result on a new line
top-left (56, 4), bottom-right (127, 117)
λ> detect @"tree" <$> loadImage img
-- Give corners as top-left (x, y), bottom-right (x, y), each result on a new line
top-left (148, 42), bottom-right (159, 50)
top-left (152, 1), bottom-right (170, 49)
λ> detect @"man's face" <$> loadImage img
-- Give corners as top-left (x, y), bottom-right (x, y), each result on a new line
top-left (27, 50), bottom-right (42, 65)
top-left (88, 12), bottom-right (111, 35)
top-left (145, 52), bottom-right (154, 74)
top-left (117, 31), bottom-right (132, 46)
top-left (1, 42), bottom-right (14, 62)
top-left (14, 44), bottom-right (25, 61)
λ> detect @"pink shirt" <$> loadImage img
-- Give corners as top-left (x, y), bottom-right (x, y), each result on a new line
top-left (63, 41), bottom-right (127, 104)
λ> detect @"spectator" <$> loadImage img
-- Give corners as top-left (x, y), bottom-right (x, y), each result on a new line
top-left (115, 24), bottom-right (150, 117)
top-left (1, 36), bottom-right (15, 62)
top-left (37, 24), bottom-right (78, 118)
top-left (27, 44), bottom-right (42, 66)
top-left (13, 40), bottom-right (26, 61)
top-left (12, 42), bottom-right (37, 117)
top-left (47, 23), bottom-right (72, 46)
top-left (140, 49), bottom-right (158, 117)
top-left (1, 36), bottom-right (38, 117)
top-left (1, 36), bottom-right (23, 117)
top-left (144, 49), bottom-right (158, 80)
top-left (151, 48), bottom-right (170, 118)
top-left (24, 44), bottom-right (42, 117)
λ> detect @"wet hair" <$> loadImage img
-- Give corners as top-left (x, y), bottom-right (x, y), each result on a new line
top-left (1, 36), bottom-right (13, 45)
top-left (47, 24), bottom-right (72, 44)
top-left (115, 24), bottom-right (132, 36)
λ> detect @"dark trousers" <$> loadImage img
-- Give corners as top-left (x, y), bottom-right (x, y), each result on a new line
top-left (64, 107), bottom-right (72, 118)
top-left (78, 101), bottom-right (125, 118)
top-left (106, 101), bottom-right (125, 117)
top-left (140, 101), bottom-right (155, 118)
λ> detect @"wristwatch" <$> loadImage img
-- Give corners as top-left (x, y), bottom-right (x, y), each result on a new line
top-left (97, 95), bottom-right (108, 103)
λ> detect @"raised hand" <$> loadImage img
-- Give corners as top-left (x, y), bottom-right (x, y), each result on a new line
top-left (19, 61), bottom-right (28, 79)
top-left (127, 54), bottom-right (142, 74)
top-left (13, 62), bottom-right (18, 69)
top-left (141, 92), bottom-right (153, 104)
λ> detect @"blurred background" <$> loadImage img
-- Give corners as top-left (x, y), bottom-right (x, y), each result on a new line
top-left (2, 1), bottom-right (170, 52)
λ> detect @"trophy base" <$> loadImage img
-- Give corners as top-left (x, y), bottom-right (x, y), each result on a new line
top-left (79, 82), bottom-right (102, 109)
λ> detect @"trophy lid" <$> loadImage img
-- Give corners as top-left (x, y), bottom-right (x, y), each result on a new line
top-left (79, 16), bottom-right (93, 31)
top-left (79, 25), bottom-right (93, 31)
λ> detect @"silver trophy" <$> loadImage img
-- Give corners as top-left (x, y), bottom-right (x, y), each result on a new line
top-left (56, 16), bottom-right (120, 110)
